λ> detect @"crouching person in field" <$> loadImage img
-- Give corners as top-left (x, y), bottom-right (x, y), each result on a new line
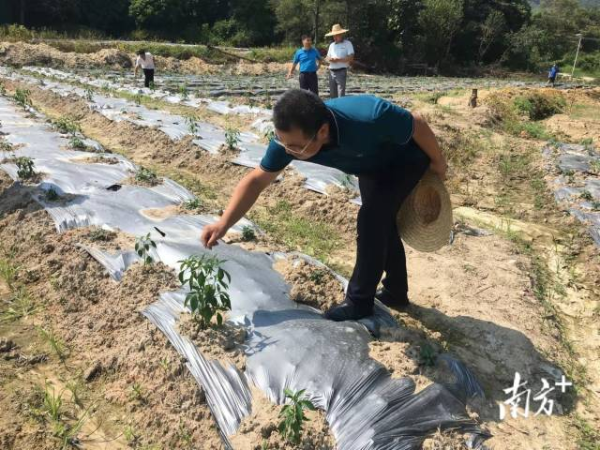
top-left (201, 89), bottom-right (447, 322)
top-left (134, 49), bottom-right (155, 88)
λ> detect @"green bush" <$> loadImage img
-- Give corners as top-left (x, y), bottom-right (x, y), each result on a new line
top-left (0, 24), bottom-right (34, 42)
top-left (53, 116), bottom-right (80, 135)
top-left (15, 157), bottom-right (35, 180)
top-left (513, 92), bottom-right (565, 121)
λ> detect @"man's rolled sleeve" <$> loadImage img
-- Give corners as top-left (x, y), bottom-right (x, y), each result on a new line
top-left (260, 141), bottom-right (293, 172)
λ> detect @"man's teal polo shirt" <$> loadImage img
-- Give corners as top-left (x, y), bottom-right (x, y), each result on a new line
top-left (260, 95), bottom-right (429, 176)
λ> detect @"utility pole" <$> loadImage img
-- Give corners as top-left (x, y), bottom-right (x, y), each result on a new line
top-left (571, 33), bottom-right (583, 79)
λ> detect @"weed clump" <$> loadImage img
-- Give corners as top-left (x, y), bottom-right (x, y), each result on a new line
top-left (13, 88), bottom-right (31, 108)
top-left (513, 92), bottom-right (565, 121)
top-left (134, 166), bottom-right (160, 186)
top-left (15, 156), bottom-right (36, 180)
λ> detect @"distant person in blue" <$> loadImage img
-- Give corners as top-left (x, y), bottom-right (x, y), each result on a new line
top-left (201, 89), bottom-right (448, 322)
top-left (287, 35), bottom-right (322, 95)
top-left (548, 63), bottom-right (559, 87)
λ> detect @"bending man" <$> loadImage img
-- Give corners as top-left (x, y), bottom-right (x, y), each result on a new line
top-left (201, 89), bottom-right (447, 322)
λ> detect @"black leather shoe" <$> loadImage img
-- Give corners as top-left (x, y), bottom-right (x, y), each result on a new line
top-left (375, 288), bottom-right (410, 311)
top-left (324, 301), bottom-right (374, 322)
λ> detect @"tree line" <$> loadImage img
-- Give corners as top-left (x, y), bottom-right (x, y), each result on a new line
top-left (2, 0), bottom-right (600, 74)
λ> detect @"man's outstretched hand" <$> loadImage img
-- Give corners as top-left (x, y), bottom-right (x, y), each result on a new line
top-left (201, 221), bottom-right (228, 249)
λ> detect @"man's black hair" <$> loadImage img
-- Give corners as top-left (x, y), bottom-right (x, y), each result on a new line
top-left (137, 49), bottom-right (146, 56)
top-left (301, 34), bottom-right (312, 41)
top-left (273, 89), bottom-right (329, 136)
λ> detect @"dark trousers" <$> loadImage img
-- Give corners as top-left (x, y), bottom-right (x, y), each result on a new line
top-left (299, 71), bottom-right (319, 95)
top-left (346, 156), bottom-right (430, 310)
top-left (143, 69), bottom-right (155, 88)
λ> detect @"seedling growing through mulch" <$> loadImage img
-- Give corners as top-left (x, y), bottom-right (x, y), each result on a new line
top-left (590, 160), bottom-right (600, 175)
top-left (133, 93), bottom-right (143, 106)
top-left (419, 343), bottom-right (437, 367)
top-left (278, 388), bottom-right (316, 445)
top-left (149, 81), bottom-right (156, 90)
top-left (15, 156), bottom-right (35, 180)
top-left (179, 84), bottom-right (189, 101)
top-left (44, 187), bottom-right (60, 202)
top-left (135, 233), bottom-right (156, 265)
top-left (84, 86), bottom-right (94, 102)
top-left (186, 115), bottom-right (199, 136)
top-left (135, 166), bottom-right (159, 185)
top-left (13, 88), bottom-right (31, 107)
top-left (0, 81), bottom-right (6, 95)
top-left (0, 138), bottom-right (13, 152)
top-left (178, 254), bottom-right (231, 329)
top-left (580, 190), bottom-right (593, 201)
top-left (225, 127), bottom-right (241, 151)
top-left (241, 225), bottom-right (256, 242)
top-left (183, 197), bottom-right (201, 210)
top-left (69, 135), bottom-right (87, 150)
top-left (53, 116), bottom-right (80, 135)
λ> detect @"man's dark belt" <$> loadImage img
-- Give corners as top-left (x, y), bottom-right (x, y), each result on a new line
top-left (329, 67), bottom-right (347, 72)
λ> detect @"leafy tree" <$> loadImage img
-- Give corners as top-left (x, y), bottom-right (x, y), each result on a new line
top-left (418, 0), bottom-right (464, 66)
top-left (478, 10), bottom-right (507, 63)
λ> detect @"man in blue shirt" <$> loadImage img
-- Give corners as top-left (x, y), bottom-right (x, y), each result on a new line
top-left (201, 89), bottom-right (448, 322)
top-left (548, 63), bottom-right (559, 87)
top-left (287, 35), bottom-right (322, 95)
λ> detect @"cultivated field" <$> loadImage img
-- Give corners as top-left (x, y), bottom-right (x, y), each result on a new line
top-left (0, 42), bottom-right (599, 450)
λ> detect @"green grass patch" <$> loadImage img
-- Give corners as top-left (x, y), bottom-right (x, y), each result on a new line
top-left (568, 104), bottom-right (600, 121)
top-left (574, 416), bottom-right (600, 450)
top-left (503, 120), bottom-right (553, 140)
top-left (253, 200), bottom-right (340, 262)
top-left (487, 92), bottom-right (558, 139)
top-left (513, 92), bottom-right (566, 121)
top-left (247, 46), bottom-right (296, 63)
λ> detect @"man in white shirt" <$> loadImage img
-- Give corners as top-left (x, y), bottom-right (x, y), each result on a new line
top-left (134, 50), bottom-right (156, 88)
top-left (325, 24), bottom-right (354, 98)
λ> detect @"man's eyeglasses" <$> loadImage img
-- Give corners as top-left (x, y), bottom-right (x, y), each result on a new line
top-left (273, 133), bottom-right (316, 155)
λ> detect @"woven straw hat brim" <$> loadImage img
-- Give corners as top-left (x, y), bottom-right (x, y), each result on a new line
top-left (325, 26), bottom-right (349, 37)
top-left (397, 171), bottom-right (453, 252)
